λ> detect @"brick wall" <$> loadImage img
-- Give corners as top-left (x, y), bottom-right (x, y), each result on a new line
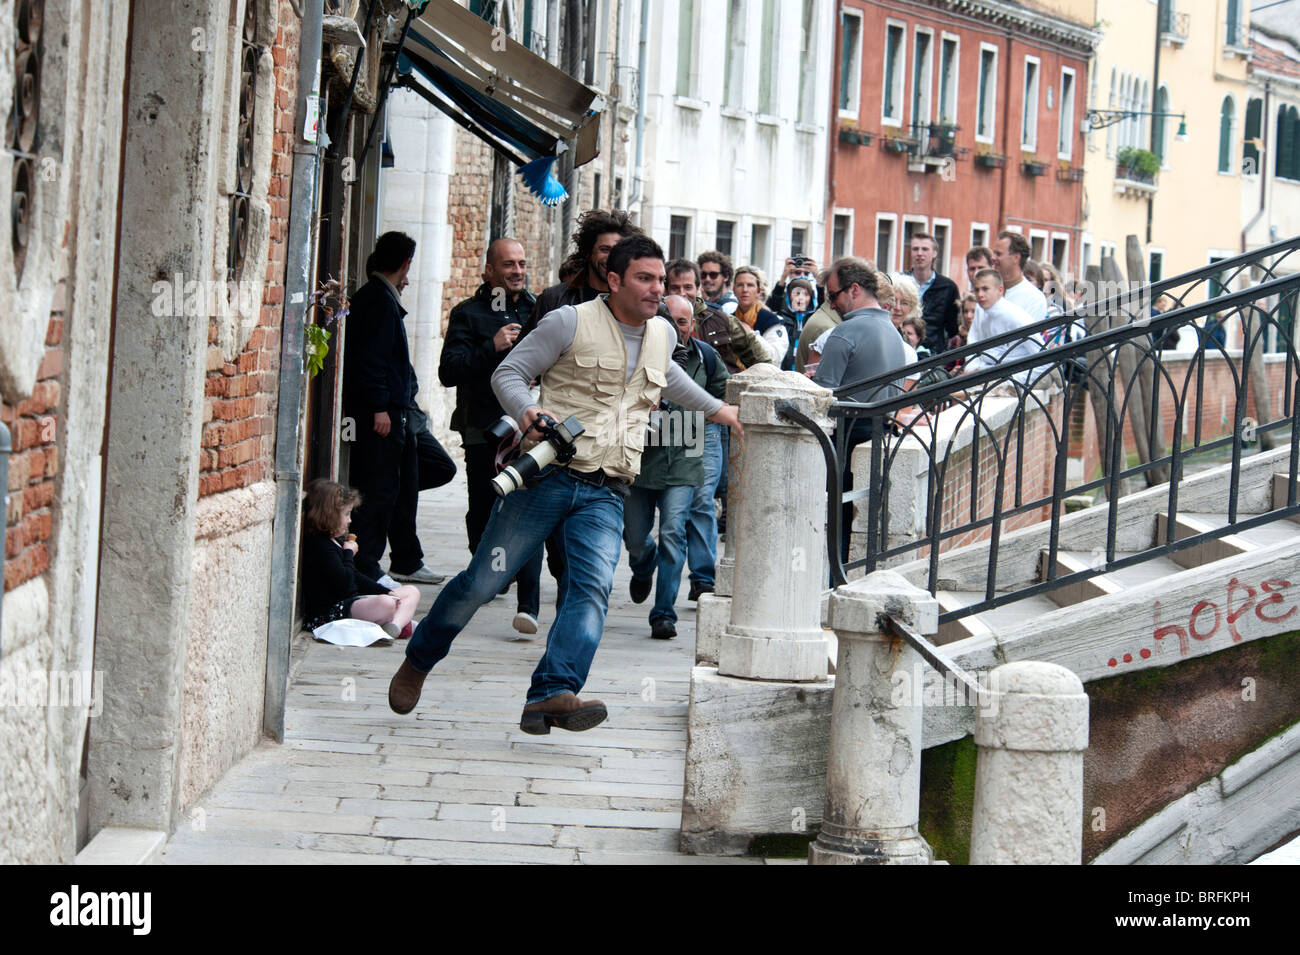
top-left (198, 1), bottom-right (298, 498)
top-left (439, 126), bottom-right (566, 329)
top-left (2, 289), bottom-right (63, 592)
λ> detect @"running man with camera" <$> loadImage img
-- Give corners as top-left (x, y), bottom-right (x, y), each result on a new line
top-left (388, 235), bottom-right (743, 734)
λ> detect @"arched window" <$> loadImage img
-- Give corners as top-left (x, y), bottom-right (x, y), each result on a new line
top-left (1219, 97), bottom-right (1235, 173)
top-left (1141, 80), bottom-right (1151, 145)
top-left (1243, 97), bottom-right (1262, 173)
top-left (1290, 106), bottom-right (1300, 180)
top-left (1153, 86), bottom-right (1170, 162)
top-left (1279, 106), bottom-right (1300, 180)
top-left (1106, 68), bottom-right (1117, 157)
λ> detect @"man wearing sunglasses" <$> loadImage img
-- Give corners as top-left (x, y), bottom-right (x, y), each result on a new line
top-left (811, 257), bottom-right (908, 560)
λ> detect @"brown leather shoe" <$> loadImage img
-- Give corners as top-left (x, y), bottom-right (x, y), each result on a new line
top-left (519, 692), bottom-right (607, 735)
top-left (388, 658), bottom-right (428, 715)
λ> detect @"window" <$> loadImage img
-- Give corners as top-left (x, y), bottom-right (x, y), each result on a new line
top-left (723, 0), bottom-right (745, 108)
top-left (876, 215), bottom-right (897, 272)
top-left (1149, 250), bottom-right (1164, 283)
top-left (977, 45), bottom-right (998, 141)
top-left (1244, 97), bottom-right (1263, 174)
top-left (932, 221), bottom-right (950, 275)
top-left (882, 22), bottom-right (906, 125)
top-left (1021, 57), bottom-right (1040, 151)
top-left (971, 223), bottom-right (990, 249)
top-left (938, 36), bottom-right (959, 125)
top-left (670, 215), bottom-right (691, 261)
top-left (1218, 96), bottom-right (1235, 173)
top-left (797, 0), bottom-right (816, 123)
top-left (716, 219), bottom-right (736, 258)
top-left (833, 213), bottom-right (853, 258)
top-left (911, 29), bottom-right (934, 128)
top-left (758, 0), bottom-right (777, 114)
top-left (1153, 86), bottom-right (1171, 164)
top-left (1051, 236), bottom-right (1068, 271)
top-left (1106, 68), bottom-right (1117, 158)
top-left (1029, 230), bottom-right (1047, 263)
top-left (791, 227), bottom-right (807, 258)
top-left (1208, 256), bottom-right (1229, 299)
top-left (902, 218), bottom-right (927, 270)
top-left (614, 177), bottom-right (624, 207)
top-left (839, 11), bottom-right (863, 115)
top-left (1276, 105), bottom-right (1300, 180)
top-left (1081, 236), bottom-right (1093, 274)
top-left (1272, 292), bottom-right (1296, 354)
top-left (1226, 0), bottom-right (1243, 48)
top-left (676, 0), bottom-right (696, 97)
top-left (1058, 68), bottom-right (1076, 159)
top-left (593, 172), bottom-right (602, 206)
top-left (751, 223), bottom-right (771, 274)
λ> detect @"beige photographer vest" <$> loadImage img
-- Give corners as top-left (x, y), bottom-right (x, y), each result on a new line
top-left (538, 297), bottom-right (673, 481)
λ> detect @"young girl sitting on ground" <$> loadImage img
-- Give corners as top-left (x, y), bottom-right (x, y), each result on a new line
top-left (300, 479), bottom-right (421, 639)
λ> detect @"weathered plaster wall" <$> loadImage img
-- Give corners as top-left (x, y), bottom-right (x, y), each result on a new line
top-left (179, 482), bottom-right (276, 808)
top-left (0, 0), bottom-right (130, 863)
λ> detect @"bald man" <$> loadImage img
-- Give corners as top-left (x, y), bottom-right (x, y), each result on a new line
top-left (438, 237), bottom-right (547, 635)
top-left (622, 295), bottom-right (730, 639)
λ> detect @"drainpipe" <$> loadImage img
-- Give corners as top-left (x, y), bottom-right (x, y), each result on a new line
top-left (264, 0), bottom-right (325, 742)
top-left (1242, 79), bottom-right (1271, 254)
top-left (1147, 6), bottom-right (1160, 246)
top-left (996, 29), bottom-right (1013, 232)
top-left (0, 422), bottom-right (8, 660)
top-left (629, 0), bottom-right (648, 214)
top-left (827, 5), bottom-right (841, 255)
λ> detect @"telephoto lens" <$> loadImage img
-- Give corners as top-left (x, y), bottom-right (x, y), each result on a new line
top-left (491, 414), bottom-right (585, 498)
top-left (486, 415), bottom-right (518, 442)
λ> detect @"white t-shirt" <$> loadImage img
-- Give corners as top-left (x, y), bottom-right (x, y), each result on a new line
top-left (964, 296), bottom-right (1042, 381)
top-left (970, 276), bottom-right (1048, 348)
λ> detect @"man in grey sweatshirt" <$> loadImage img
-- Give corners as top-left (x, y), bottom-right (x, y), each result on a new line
top-left (812, 258), bottom-right (909, 560)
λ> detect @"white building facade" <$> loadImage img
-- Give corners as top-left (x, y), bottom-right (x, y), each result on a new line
top-left (639, 0), bottom-right (835, 279)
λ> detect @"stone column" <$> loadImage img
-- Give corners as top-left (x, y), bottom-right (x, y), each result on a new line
top-left (969, 661), bottom-right (1089, 865)
top-left (696, 363), bottom-right (777, 664)
top-left (810, 571), bottom-right (937, 864)
top-left (716, 370), bottom-right (833, 682)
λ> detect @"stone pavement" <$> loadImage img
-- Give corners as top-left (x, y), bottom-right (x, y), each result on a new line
top-left (163, 456), bottom-right (782, 864)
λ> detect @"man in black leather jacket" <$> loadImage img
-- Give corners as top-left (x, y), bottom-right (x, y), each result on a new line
top-left (438, 238), bottom-right (547, 634)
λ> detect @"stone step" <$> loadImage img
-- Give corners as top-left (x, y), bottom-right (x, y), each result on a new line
top-left (1156, 512), bottom-right (1255, 569)
top-left (1273, 472), bottom-right (1299, 515)
top-left (936, 590), bottom-right (1062, 645)
top-left (1037, 550), bottom-right (1127, 607)
top-left (1181, 512), bottom-right (1300, 549)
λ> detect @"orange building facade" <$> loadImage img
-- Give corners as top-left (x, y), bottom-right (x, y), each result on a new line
top-left (828, 0), bottom-right (1098, 282)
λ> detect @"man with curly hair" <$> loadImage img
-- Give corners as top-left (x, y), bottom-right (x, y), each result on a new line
top-left (524, 209), bottom-right (643, 335)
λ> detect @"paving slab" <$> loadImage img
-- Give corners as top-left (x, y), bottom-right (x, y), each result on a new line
top-left (164, 453), bottom-right (771, 865)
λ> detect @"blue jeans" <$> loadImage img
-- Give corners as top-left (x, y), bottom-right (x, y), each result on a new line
top-left (623, 483), bottom-right (694, 624)
top-left (404, 471), bottom-right (624, 703)
top-left (686, 422), bottom-right (725, 587)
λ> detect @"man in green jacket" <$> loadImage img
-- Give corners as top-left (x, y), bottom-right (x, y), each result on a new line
top-left (623, 294), bottom-right (729, 640)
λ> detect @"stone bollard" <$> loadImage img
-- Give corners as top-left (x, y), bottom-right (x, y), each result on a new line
top-left (695, 364), bottom-right (778, 664)
top-left (969, 661), bottom-right (1089, 865)
top-left (810, 571), bottom-right (937, 864)
top-left (716, 369), bottom-right (834, 682)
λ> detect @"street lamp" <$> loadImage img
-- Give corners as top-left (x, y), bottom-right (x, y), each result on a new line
top-left (1081, 108), bottom-right (1189, 136)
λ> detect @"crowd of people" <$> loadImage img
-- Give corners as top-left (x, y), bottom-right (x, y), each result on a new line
top-left (301, 211), bottom-right (1100, 733)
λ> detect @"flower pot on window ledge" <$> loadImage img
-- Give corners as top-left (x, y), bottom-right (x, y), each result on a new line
top-left (1021, 158), bottom-right (1049, 176)
top-left (974, 151), bottom-right (1007, 169)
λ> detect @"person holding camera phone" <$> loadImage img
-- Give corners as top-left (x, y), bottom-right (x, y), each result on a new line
top-left (389, 235), bottom-right (743, 735)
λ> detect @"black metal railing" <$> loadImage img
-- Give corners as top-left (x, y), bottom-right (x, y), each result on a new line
top-left (910, 122), bottom-right (958, 159)
top-left (782, 236), bottom-right (1300, 624)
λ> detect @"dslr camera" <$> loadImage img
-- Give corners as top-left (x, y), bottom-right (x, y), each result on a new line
top-left (491, 413), bottom-right (585, 498)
